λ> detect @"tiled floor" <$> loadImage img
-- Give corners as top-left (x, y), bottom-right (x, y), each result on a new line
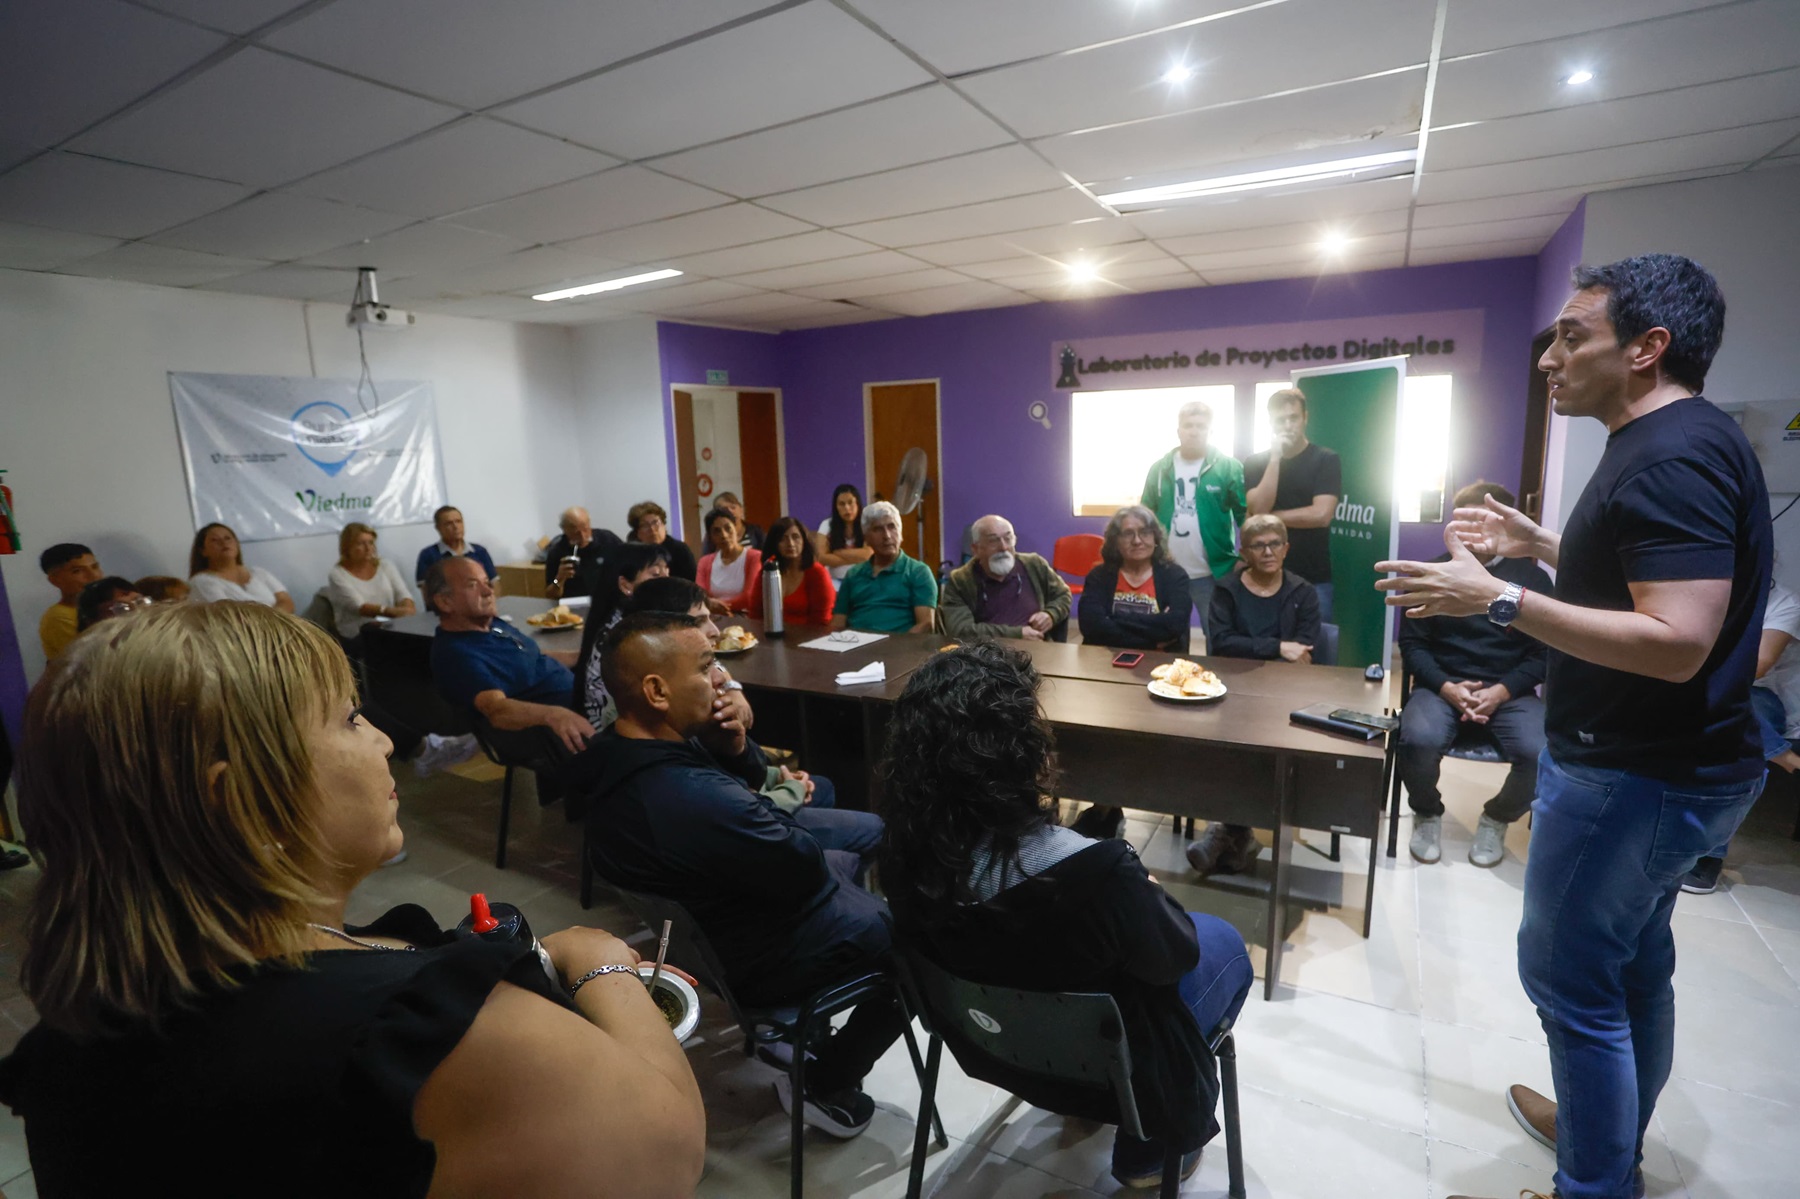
top-left (3, 755), bottom-right (1800, 1198)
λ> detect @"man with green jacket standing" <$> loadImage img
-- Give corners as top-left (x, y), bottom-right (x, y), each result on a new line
top-left (940, 514), bottom-right (1073, 640)
top-left (1141, 399), bottom-right (1247, 641)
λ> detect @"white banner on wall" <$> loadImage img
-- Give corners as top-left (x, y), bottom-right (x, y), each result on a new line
top-left (169, 372), bottom-right (446, 543)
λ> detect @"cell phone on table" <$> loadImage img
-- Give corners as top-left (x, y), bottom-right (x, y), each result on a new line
top-left (1111, 651), bottom-right (1145, 668)
top-left (1330, 708), bottom-right (1398, 732)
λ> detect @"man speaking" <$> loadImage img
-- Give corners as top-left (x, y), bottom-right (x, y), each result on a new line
top-left (1376, 254), bottom-right (1769, 1199)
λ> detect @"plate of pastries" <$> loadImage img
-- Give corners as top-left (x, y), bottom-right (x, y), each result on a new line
top-left (1147, 659), bottom-right (1227, 702)
top-left (527, 605), bottom-right (583, 629)
top-left (715, 625), bottom-right (760, 654)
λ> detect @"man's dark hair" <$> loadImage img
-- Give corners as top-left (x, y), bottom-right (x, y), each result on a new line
top-left (433, 505), bottom-right (461, 524)
top-left (40, 543), bottom-right (92, 574)
top-left (1452, 480), bottom-right (1516, 510)
top-left (600, 611), bottom-right (705, 719)
top-left (1571, 253), bottom-right (1725, 393)
top-left (75, 577), bottom-right (138, 632)
top-left (1266, 387), bottom-right (1307, 416)
top-left (877, 641), bottom-right (1059, 905)
top-left (622, 576), bottom-right (708, 617)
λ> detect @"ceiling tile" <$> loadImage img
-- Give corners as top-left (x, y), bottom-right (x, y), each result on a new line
top-left (901, 216), bottom-right (1150, 266)
top-left (778, 305), bottom-right (895, 330)
top-left (203, 264), bottom-right (360, 300)
top-left (759, 145), bottom-right (1070, 227)
top-left (497, 2), bottom-right (933, 158)
top-left (138, 0), bottom-right (312, 34)
top-left (1410, 190), bottom-right (1585, 230)
top-left (955, 255), bottom-right (1056, 280)
top-left (264, 0), bottom-right (774, 108)
top-left (790, 267), bottom-right (971, 301)
top-left (1428, 68), bottom-right (1800, 174)
top-left (1432, 1), bottom-right (1800, 126)
top-left (1406, 238), bottom-right (1546, 265)
top-left (392, 246), bottom-right (633, 299)
top-left (1440, 0), bottom-right (1730, 56)
top-left (0, 0), bottom-right (228, 150)
top-left (654, 291), bottom-right (836, 321)
top-left (1180, 230), bottom-right (1408, 272)
top-left (613, 279), bottom-right (766, 310)
top-left (1157, 208), bottom-right (1412, 257)
top-left (1008, 256), bottom-right (1194, 291)
top-left (862, 279), bottom-right (1033, 317)
top-left (672, 230), bottom-right (879, 277)
top-left (58, 242), bottom-right (269, 287)
top-left (286, 117), bottom-right (616, 219)
top-left (70, 48), bottom-right (458, 188)
top-left (838, 188), bottom-right (1106, 247)
top-left (0, 222), bottom-right (122, 270)
top-left (300, 219), bottom-right (528, 273)
top-left (651, 86), bottom-right (1011, 196)
top-left (1200, 249), bottom-right (1407, 284)
top-left (724, 250), bottom-right (928, 290)
top-left (0, 153), bottom-right (249, 238)
top-left (1406, 214), bottom-right (1562, 249)
top-left (148, 192), bottom-right (414, 261)
top-left (852, 0), bottom-right (1253, 76)
top-left (957, 0), bottom-right (1438, 140)
top-left (559, 204), bottom-right (813, 264)
top-left (1039, 71), bottom-right (1425, 188)
top-left (450, 166), bottom-right (730, 244)
top-left (1124, 175), bottom-right (1416, 238)
top-left (1415, 120), bottom-right (1800, 205)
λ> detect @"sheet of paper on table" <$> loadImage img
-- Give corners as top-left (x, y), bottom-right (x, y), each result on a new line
top-left (798, 631), bottom-right (889, 652)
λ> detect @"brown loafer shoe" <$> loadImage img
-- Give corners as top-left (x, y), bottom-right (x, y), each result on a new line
top-left (1508, 1083), bottom-right (1557, 1150)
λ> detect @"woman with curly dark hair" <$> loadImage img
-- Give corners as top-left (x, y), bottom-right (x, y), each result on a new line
top-left (879, 642), bottom-right (1252, 1191)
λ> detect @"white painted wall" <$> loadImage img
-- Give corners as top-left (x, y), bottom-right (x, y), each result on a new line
top-left (1537, 164), bottom-right (1800, 584)
top-left (569, 318), bottom-right (672, 538)
top-left (0, 267), bottom-right (582, 685)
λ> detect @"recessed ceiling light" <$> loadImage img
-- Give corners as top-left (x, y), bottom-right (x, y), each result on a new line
top-left (1162, 64), bottom-right (1193, 84)
top-left (532, 268), bottom-right (682, 302)
top-left (1564, 69), bottom-right (1594, 85)
top-left (1318, 232), bottom-right (1351, 255)
top-left (1065, 262), bottom-right (1101, 283)
top-left (1098, 149), bottom-right (1418, 209)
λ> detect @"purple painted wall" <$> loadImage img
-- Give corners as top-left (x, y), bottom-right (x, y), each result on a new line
top-left (0, 566), bottom-right (25, 752)
top-left (1532, 199), bottom-right (1587, 333)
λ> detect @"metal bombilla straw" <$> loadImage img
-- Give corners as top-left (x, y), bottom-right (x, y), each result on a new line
top-left (647, 919), bottom-right (673, 995)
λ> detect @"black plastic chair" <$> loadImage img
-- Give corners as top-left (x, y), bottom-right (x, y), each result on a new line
top-left (612, 888), bottom-right (947, 1199)
top-left (900, 952), bottom-right (1245, 1199)
top-left (466, 713), bottom-right (569, 869)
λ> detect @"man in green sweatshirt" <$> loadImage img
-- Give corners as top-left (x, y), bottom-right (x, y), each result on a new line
top-left (1140, 400), bottom-right (1247, 641)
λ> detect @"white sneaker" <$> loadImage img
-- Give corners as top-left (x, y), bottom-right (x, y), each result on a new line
top-left (1469, 815), bottom-right (1508, 868)
top-left (414, 733), bottom-right (480, 778)
top-left (1409, 815), bottom-right (1442, 864)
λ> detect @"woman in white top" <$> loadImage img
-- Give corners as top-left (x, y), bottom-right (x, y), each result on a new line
top-left (816, 483), bottom-right (874, 583)
top-left (327, 522), bottom-right (415, 640)
top-left (695, 507), bottom-right (760, 617)
top-left (187, 523), bottom-right (294, 612)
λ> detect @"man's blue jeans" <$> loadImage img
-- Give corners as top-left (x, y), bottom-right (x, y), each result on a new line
top-left (1519, 752), bottom-right (1763, 1199)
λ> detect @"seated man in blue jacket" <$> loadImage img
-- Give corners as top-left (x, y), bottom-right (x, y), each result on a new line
top-left (1397, 481), bottom-right (1553, 869)
top-left (584, 612), bottom-right (901, 1139)
top-left (1189, 514), bottom-right (1322, 877)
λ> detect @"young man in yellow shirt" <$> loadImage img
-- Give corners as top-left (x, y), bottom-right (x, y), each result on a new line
top-left (38, 543), bottom-right (102, 659)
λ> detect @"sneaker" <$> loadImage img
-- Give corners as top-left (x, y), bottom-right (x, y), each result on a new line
top-left (1070, 804), bottom-right (1125, 839)
top-left (1681, 855), bottom-right (1725, 894)
top-left (1507, 1083), bottom-right (1556, 1150)
top-left (413, 732), bottom-right (481, 778)
top-left (1186, 823), bottom-right (1259, 876)
top-left (1468, 815), bottom-right (1508, 868)
top-left (772, 1075), bottom-right (874, 1139)
top-left (1410, 815), bottom-right (1443, 864)
top-left (1111, 1147), bottom-right (1203, 1190)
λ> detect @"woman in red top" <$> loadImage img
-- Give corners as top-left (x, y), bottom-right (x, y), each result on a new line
top-left (749, 516), bottom-right (836, 627)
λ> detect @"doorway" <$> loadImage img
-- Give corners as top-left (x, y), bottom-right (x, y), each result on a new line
top-left (670, 386), bottom-right (784, 552)
top-left (864, 380), bottom-right (943, 568)
top-left (1518, 330), bottom-right (1554, 522)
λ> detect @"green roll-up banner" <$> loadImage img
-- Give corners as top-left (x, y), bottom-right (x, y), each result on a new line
top-left (1292, 358), bottom-right (1403, 671)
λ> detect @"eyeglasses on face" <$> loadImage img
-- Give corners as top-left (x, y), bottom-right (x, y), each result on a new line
top-left (1245, 540), bottom-right (1285, 553)
top-left (1118, 527), bottom-right (1156, 542)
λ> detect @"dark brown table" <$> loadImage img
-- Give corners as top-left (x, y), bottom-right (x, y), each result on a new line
top-left (381, 595), bottom-right (588, 657)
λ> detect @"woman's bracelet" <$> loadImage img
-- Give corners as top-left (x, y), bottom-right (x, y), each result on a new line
top-left (567, 963), bottom-right (639, 997)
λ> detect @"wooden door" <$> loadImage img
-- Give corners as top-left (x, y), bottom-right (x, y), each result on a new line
top-left (736, 391), bottom-right (782, 533)
top-left (1518, 330), bottom-right (1554, 521)
top-left (671, 388), bottom-right (703, 552)
top-left (868, 381), bottom-right (941, 568)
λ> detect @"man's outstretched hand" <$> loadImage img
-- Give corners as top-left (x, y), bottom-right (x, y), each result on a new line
top-left (1376, 523), bottom-right (1508, 619)
top-left (1448, 493), bottom-right (1542, 561)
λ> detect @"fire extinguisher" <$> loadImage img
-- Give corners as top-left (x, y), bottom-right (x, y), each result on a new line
top-left (0, 471), bottom-right (18, 555)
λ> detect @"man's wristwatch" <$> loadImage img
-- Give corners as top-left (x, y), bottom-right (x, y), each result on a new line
top-left (1487, 582), bottom-right (1524, 628)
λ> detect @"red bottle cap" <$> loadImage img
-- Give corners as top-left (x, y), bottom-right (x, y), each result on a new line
top-left (469, 893), bottom-right (499, 933)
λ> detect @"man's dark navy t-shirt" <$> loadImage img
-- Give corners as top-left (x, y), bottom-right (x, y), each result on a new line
top-left (431, 621), bottom-right (575, 713)
top-left (1243, 442), bottom-right (1342, 584)
top-left (1547, 397), bottom-right (1771, 782)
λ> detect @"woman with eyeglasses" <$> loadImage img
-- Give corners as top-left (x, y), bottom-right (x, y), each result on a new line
top-left (75, 577), bottom-right (149, 632)
top-left (1077, 504), bottom-right (1193, 656)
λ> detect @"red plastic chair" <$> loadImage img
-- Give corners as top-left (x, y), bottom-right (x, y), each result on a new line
top-left (1052, 533), bottom-right (1105, 596)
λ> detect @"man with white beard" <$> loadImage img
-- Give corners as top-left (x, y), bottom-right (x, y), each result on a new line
top-left (940, 514), bottom-right (1072, 640)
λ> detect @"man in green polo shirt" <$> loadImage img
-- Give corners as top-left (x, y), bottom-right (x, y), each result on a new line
top-left (831, 500), bottom-right (938, 634)
top-left (1140, 399), bottom-right (1246, 642)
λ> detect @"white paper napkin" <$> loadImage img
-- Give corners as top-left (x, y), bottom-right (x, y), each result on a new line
top-left (836, 661), bottom-right (887, 687)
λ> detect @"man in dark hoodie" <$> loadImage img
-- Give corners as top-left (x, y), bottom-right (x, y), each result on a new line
top-left (584, 612), bottom-right (902, 1139)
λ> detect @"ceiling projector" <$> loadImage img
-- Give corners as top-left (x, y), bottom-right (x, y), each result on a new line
top-left (347, 266), bottom-right (414, 330)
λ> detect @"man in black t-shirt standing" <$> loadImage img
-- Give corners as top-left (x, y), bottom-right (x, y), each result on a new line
top-left (1378, 255), bottom-right (1769, 1199)
top-left (1244, 388), bottom-right (1342, 618)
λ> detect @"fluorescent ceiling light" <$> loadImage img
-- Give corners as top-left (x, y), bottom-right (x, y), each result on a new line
top-left (1162, 64), bottom-right (1193, 83)
top-left (1098, 150), bottom-right (1418, 209)
top-left (1318, 231), bottom-right (1351, 255)
top-left (532, 268), bottom-right (682, 302)
top-left (1564, 69), bottom-right (1594, 85)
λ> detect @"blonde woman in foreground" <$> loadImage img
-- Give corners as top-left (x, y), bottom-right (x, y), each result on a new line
top-left (0, 602), bottom-right (704, 1198)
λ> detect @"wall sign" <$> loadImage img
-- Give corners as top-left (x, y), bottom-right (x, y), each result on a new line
top-left (706, 369), bottom-right (730, 385)
top-left (1051, 309), bottom-right (1485, 390)
top-left (169, 372), bottom-right (446, 543)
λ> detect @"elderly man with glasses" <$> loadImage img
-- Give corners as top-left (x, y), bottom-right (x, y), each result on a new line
top-left (941, 514), bottom-right (1071, 640)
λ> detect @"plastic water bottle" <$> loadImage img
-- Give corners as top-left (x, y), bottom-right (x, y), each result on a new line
top-left (454, 893), bottom-right (558, 986)
top-left (761, 552), bottom-right (785, 639)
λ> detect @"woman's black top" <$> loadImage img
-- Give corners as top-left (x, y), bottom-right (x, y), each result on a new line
top-left (889, 838), bottom-right (1220, 1151)
top-left (0, 904), bottom-right (569, 1198)
top-left (1077, 560), bottom-right (1194, 652)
